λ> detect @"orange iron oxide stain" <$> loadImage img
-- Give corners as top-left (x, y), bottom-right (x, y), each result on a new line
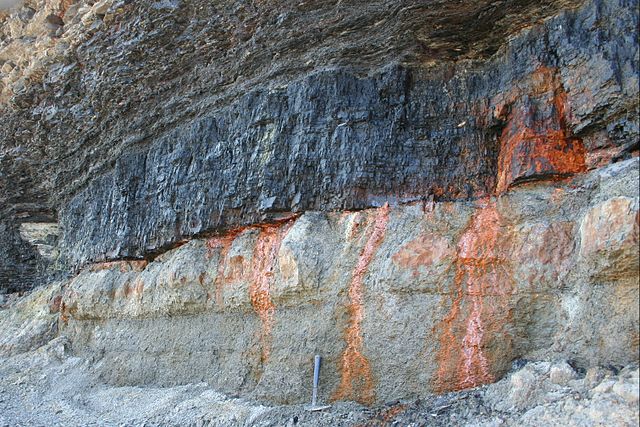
top-left (58, 0), bottom-right (74, 18)
top-left (60, 302), bottom-right (69, 324)
top-left (248, 220), bottom-right (295, 364)
top-left (495, 67), bottom-right (586, 193)
top-left (333, 204), bottom-right (390, 405)
top-left (122, 278), bottom-right (144, 300)
top-left (392, 234), bottom-right (452, 277)
top-left (49, 295), bottom-right (63, 314)
top-left (133, 278), bottom-right (144, 298)
top-left (59, 291), bottom-right (79, 324)
top-left (207, 233), bottom-right (239, 307)
top-left (122, 281), bottom-right (133, 298)
top-left (435, 199), bottom-right (513, 392)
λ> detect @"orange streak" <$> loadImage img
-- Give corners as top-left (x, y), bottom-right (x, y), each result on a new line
top-left (207, 233), bottom-right (239, 307)
top-left (248, 221), bottom-right (295, 363)
top-left (458, 266), bottom-right (491, 389)
top-left (435, 200), bottom-right (514, 392)
top-left (495, 66), bottom-right (586, 193)
top-left (58, 0), bottom-right (74, 18)
top-left (333, 204), bottom-right (390, 405)
top-left (391, 233), bottom-right (452, 277)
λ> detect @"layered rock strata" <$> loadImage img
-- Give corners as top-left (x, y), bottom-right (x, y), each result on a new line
top-left (0, 0), bottom-right (638, 409)
top-left (59, 0), bottom-right (639, 265)
top-left (53, 159), bottom-right (638, 404)
top-left (1, 0), bottom-right (638, 276)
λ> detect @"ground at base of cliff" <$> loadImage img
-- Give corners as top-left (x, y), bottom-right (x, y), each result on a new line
top-left (0, 332), bottom-right (637, 427)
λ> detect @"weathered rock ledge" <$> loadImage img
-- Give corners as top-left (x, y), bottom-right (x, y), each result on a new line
top-left (58, 0), bottom-right (639, 267)
top-left (2, 159), bottom-right (635, 407)
top-left (1, 0), bottom-right (639, 290)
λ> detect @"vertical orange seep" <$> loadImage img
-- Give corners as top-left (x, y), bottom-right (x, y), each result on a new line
top-left (248, 220), bottom-right (295, 364)
top-left (58, 0), bottom-right (74, 18)
top-left (333, 204), bottom-right (390, 405)
top-left (435, 199), bottom-right (512, 392)
top-left (458, 267), bottom-right (492, 389)
top-left (207, 233), bottom-right (239, 307)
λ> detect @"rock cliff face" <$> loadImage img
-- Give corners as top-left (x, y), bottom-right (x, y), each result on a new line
top-left (53, 159), bottom-right (638, 405)
top-left (0, 0), bottom-right (638, 414)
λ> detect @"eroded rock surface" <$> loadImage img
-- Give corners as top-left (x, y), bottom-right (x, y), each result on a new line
top-left (1, 0), bottom-right (638, 273)
top-left (0, 0), bottom-right (638, 423)
top-left (43, 159), bottom-right (638, 405)
top-left (1, 298), bottom-right (638, 426)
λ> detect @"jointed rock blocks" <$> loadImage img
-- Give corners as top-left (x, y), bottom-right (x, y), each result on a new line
top-left (0, 0), bottom-right (638, 278)
top-left (59, 159), bottom-right (639, 404)
top-left (59, 67), bottom-right (500, 266)
top-left (56, 0), bottom-right (639, 267)
top-left (0, 0), bottom-right (638, 409)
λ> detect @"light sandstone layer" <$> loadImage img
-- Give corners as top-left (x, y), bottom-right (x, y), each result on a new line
top-left (1, 0), bottom-right (638, 290)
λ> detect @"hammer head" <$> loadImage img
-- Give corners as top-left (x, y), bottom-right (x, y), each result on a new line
top-left (306, 404), bottom-right (331, 412)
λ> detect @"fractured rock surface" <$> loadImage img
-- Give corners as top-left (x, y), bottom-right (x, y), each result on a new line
top-left (1, 0), bottom-right (638, 275)
top-left (0, 0), bottom-right (638, 421)
top-left (50, 159), bottom-right (638, 404)
top-left (57, 0), bottom-right (639, 266)
top-left (1, 291), bottom-right (638, 426)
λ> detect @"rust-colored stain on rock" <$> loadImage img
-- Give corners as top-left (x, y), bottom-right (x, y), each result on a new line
top-left (49, 295), bottom-right (63, 314)
top-left (496, 67), bottom-right (586, 193)
top-left (58, 0), bottom-right (74, 18)
top-left (133, 278), bottom-right (144, 298)
top-left (435, 199), bottom-right (513, 392)
top-left (60, 296), bottom-right (78, 324)
top-left (207, 233), bottom-right (239, 307)
top-left (248, 220), bottom-right (295, 364)
top-left (392, 233), bottom-right (453, 276)
top-left (334, 204), bottom-right (390, 405)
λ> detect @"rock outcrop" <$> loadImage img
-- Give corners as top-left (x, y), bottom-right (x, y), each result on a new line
top-left (53, 159), bottom-right (638, 404)
top-left (0, 0), bottom-right (638, 419)
top-left (2, 0), bottom-right (638, 274)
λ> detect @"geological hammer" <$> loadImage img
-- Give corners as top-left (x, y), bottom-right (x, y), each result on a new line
top-left (307, 354), bottom-right (331, 411)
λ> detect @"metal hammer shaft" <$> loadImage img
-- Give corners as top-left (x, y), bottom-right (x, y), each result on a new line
top-left (312, 355), bottom-right (321, 406)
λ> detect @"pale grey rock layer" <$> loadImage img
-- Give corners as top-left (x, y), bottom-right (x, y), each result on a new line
top-left (1, 0), bottom-right (639, 290)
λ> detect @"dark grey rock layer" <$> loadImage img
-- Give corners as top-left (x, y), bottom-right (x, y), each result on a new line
top-left (59, 0), bottom-right (639, 266)
top-left (61, 66), bottom-right (500, 265)
top-left (1, 0), bottom-right (638, 283)
top-left (0, 223), bottom-right (41, 294)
